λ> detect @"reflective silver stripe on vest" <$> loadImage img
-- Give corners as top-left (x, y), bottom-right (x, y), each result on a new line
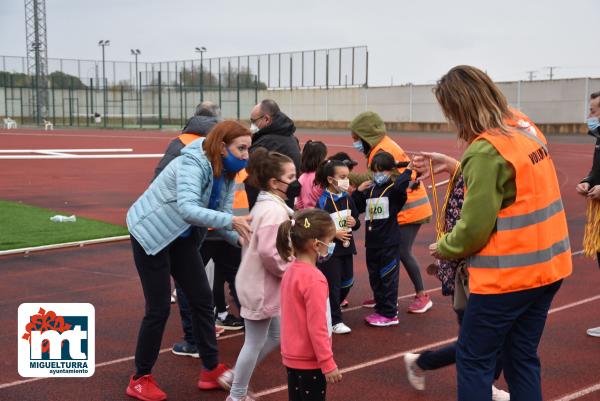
top-left (401, 196), bottom-right (429, 211)
top-left (234, 183), bottom-right (245, 191)
top-left (515, 126), bottom-right (548, 153)
top-left (496, 199), bottom-right (564, 231)
top-left (233, 207), bottom-right (249, 216)
top-left (468, 236), bottom-right (570, 268)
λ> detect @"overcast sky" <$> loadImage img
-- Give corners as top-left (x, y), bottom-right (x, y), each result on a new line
top-left (1, 0), bottom-right (599, 86)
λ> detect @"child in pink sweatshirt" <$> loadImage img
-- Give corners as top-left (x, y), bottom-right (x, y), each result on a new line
top-left (222, 147), bottom-right (300, 401)
top-left (296, 140), bottom-right (327, 209)
top-left (276, 208), bottom-right (343, 401)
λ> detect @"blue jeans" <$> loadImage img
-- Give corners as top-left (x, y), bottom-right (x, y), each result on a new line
top-left (457, 280), bottom-right (562, 401)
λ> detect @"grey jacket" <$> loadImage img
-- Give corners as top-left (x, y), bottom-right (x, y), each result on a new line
top-left (127, 138), bottom-right (238, 255)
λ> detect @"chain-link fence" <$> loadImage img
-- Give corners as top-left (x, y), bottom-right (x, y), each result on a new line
top-left (0, 70), bottom-right (259, 128)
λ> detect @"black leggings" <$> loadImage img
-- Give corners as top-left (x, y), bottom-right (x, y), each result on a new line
top-left (131, 232), bottom-right (218, 375)
top-left (287, 368), bottom-right (326, 401)
top-left (318, 254), bottom-right (353, 325)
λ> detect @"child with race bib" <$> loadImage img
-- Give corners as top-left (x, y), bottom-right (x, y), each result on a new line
top-left (277, 208), bottom-right (343, 401)
top-left (352, 151), bottom-right (412, 327)
top-left (314, 159), bottom-right (361, 334)
top-left (221, 147), bottom-right (300, 401)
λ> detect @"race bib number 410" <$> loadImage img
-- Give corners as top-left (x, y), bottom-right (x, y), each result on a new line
top-left (365, 198), bottom-right (390, 220)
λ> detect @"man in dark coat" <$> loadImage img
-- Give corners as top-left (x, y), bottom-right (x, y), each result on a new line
top-left (246, 99), bottom-right (301, 208)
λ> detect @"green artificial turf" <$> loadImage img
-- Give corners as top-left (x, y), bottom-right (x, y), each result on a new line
top-left (0, 200), bottom-right (128, 251)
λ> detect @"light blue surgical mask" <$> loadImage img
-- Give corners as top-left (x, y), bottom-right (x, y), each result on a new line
top-left (316, 239), bottom-right (336, 262)
top-left (373, 172), bottom-right (390, 186)
top-left (587, 117), bottom-right (600, 132)
top-left (352, 140), bottom-right (364, 153)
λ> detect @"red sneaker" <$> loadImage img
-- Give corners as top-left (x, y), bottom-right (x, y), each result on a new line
top-left (198, 363), bottom-right (231, 390)
top-left (126, 374), bottom-right (167, 401)
top-left (340, 299), bottom-right (349, 308)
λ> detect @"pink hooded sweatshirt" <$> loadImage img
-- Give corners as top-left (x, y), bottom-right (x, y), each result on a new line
top-left (235, 191), bottom-right (293, 320)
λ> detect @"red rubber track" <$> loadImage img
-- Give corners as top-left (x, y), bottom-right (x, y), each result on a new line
top-left (0, 128), bottom-right (598, 401)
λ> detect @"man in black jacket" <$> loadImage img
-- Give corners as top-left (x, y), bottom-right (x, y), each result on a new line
top-left (247, 99), bottom-right (301, 208)
top-left (577, 91), bottom-right (600, 337)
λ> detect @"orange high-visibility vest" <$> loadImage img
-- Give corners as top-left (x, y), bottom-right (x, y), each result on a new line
top-left (177, 132), bottom-right (249, 218)
top-left (467, 113), bottom-right (572, 294)
top-left (368, 135), bottom-right (432, 224)
top-left (178, 133), bottom-right (203, 145)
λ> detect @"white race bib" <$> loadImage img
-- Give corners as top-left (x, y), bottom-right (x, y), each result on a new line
top-left (329, 209), bottom-right (350, 230)
top-left (365, 197), bottom-right (390, 220)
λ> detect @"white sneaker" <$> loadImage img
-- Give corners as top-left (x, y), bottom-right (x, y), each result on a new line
top-left (170, 289), bottom-right (177, 304)
top-left (332, 322), bottom-right (352, 334)
top-left (404, 352), bottom-right (425, 390)
top-left (586, 326), bottom-right (600, 337)
top-left (492, 385), bottom-right (510, 401)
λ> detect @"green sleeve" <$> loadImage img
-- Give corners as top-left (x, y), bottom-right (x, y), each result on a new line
top-left (436, 140), bottom-right (516, 259)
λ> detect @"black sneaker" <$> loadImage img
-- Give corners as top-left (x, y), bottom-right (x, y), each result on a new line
top-left (171, 341), bottom-right (199, 358)
top-left (215, 314), bottom-right (245, 331)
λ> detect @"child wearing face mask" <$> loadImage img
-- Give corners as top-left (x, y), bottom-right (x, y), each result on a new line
top-left (314, 160), bottom-right (361, 334)
top-left (277, 208), bottom-right (343, 401)
top-left (296, 140), bottom-right (328, 209)
top-left (352, 151), bottom-right (412, 327)
top-left (221, 147), bottom-right (301, 401)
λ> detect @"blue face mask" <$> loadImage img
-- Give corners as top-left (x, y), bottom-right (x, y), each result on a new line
top-left (316, 239), bottom-right (336, 263)
top-left (587, 117), bottom-right (600, 132)
top-left (373, 172), bottom-right (390, 186)
top-left (222, 147), bottom-right (248, 173)
top-left (352, 140), bottom-right (364, 153)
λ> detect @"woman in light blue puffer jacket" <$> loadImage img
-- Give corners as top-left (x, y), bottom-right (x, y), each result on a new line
top-left (125, 121), bottom-right (253, 401)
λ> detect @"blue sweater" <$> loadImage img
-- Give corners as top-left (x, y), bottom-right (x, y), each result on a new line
top-left (126, 138), bottom-right (238, 255)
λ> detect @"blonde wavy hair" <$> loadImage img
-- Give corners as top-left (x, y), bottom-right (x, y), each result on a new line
top-left (434, 65), bottom-right (513, 142)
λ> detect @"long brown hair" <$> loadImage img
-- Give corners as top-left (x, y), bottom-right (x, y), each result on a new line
top-left (203, 120), bottom-right (251, 178)
top-left (246, 147), bottom-right (293, 190)
top-left (434, 65), bottom-right (513, 142)
top-left (276, 208), bottom-right (336, 261)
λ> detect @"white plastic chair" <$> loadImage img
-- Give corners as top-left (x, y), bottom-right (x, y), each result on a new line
top-left (44, 119), bottom-right (54, 131)
top-left (3, 118), bottom-right (17, 129)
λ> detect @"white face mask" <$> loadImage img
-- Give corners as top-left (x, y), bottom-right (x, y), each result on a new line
top-left (335, 178), bottom-right (350, 192)
top-left (250, 123), bottom-right (259, 134)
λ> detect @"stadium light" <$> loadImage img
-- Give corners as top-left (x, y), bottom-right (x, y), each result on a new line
top-left (98, 40), bottom-right (110, 127)
top-left (195, 47), bottom-right (207, 101)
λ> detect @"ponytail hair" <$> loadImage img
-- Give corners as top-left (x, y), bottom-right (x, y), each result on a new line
top-left (315, 159), bottom-right (346, 188)
top-left (246, 147), bottom-right (294, 190)
top-left (370, 151), bottom-right (409, 172)
top-left (276, 208), bottom-right (336, 261)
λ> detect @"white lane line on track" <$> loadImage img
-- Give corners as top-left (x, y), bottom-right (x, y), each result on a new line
top-left (0, 148), bottom-right (134, 153)
top-left (0, 154), bottom-right (164, 159)
top-left (552, 382), bottom-right (600, 401)
top-left (0, 261), bottom-right (594, 391)
top-left (255, 292), bottom-right (600, 398)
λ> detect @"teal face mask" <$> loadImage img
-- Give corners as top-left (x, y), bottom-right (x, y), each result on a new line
top-left (316, 239), bottom-right (336, 262)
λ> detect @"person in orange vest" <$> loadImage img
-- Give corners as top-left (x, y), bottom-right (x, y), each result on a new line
top-left (349, 111), bottom-right (434, 314)
top-left (428, 65), bottom-right (572, 401)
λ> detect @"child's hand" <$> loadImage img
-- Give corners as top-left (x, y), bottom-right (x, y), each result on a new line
top-left (357, 180), bottom-right (372, 192)
top-left (429, 242), bottom-right (442, 259)
top-left (325, 368), bottom-right (342, 384)
top-left (346, 216), bottom-right (356, 228)
top-left (336, 229), bottom-right (351, 242)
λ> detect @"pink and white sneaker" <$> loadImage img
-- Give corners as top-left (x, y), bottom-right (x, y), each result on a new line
top-left (364, 313), bottom-right (399, 327)
top-left (408, 294), bottom-right (433, 314)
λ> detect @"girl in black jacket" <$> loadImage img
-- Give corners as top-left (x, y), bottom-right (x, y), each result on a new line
top-left (352, 151), bottom-right (412, 327)
top-left (315, 159), bottom-right (361, 334)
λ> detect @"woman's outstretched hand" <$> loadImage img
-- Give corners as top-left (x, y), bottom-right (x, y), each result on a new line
top-left (232, 215), bottom-right (253, 243)
top-left (412, 152), bottom-right (459, 180)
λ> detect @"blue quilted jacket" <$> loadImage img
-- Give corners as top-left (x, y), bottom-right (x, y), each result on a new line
top-left (126, 138), bottom-right (238, 255)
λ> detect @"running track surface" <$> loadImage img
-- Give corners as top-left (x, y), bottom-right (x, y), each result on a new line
top-left (0, 128), bottom-right (599, 401)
